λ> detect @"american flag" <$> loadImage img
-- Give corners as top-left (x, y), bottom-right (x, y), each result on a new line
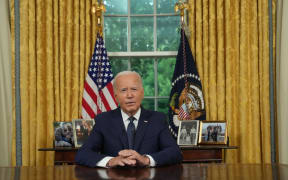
top-left (178, 103), bottom-right (189, 120)
top-left (81, 34), bottom-right (118, 119)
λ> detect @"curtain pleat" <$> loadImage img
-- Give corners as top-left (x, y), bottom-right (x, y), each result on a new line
top-left (216, 0), bottom-right (225, 120)
top-left (224, 0), bottom-right (241, 162)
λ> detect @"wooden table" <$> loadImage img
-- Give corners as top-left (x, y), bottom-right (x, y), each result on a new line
top-left (180, 145), bottom-right (237, 162)
top-left (39, 145), bottom-right (237, 165)
top-left (0, 163), bottom-right (287, 180)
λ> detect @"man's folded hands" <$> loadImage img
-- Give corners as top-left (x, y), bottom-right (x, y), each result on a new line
top-left (107, 150), bottom-right (150, 168)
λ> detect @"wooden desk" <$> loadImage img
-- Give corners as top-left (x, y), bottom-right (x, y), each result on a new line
top-left (39, 147), bottom-right (78, 165)
top-left (39, 145), bottom-right (237, 165)
top-left (0, 164), bottom-right (287, 180)
top-left (180, 145), bottom-right (237, 162)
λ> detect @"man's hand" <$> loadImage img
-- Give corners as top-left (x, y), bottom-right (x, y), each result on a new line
top-left (106, 155), bottom-right (136, 167)
top-left (118, 150), bottom-right (150, 167)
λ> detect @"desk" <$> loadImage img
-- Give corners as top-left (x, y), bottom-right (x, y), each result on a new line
top-left (180, 145), bottom-right (237, 162)
top-left (39, 146), bottom-right (237, 165)
top-left (0, 164), bottom-right (287, 180)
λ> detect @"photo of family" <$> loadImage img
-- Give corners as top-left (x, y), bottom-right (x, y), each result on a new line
top-left (199, 121), bottom-right (227, 144)
top-left (53, 122), bottom-right (74, 147)
top-left (177, 120), bottom-right (199, 146)
top-left (73, 119), bottom-right (95, 147)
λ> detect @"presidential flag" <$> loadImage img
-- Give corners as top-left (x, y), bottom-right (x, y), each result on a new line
top-left (81, 34), bottom-right (118, 119)
top-left (168, 29), bottom-right (206, 138)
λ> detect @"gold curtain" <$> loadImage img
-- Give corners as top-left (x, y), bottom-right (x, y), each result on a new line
top-left (10, 0), bottom-right (99, 166)
top-left (188, 0), bottom-right (276, 163)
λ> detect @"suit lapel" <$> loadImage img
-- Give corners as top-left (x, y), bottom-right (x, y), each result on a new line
top-left (134, 108), bottom-right (150, 151)
top-left (112, 108), bottom-right (129, 149)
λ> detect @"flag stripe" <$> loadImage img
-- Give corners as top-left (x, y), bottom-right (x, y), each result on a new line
top-left (84, 81), bottom-right (98, 106)
top-left (106, 82), bottom-right (117, 105)
top-left (83, 89), bottom-right (99, 113)
top-left (99, 90), bottom-right (111, 111)
top-left (85, 75), bottom-right (99, 97)
top-left (102, 85), bottom-right (117, 109)
top-left (81, 106), bottom-right (89, 119)
top-left (85, 75), bottom-right (107, 112)
top-left (82, 98), bottom-right (95, 118)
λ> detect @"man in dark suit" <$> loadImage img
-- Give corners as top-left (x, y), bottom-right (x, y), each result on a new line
top-left (75, 71), bottom-right (182, 168)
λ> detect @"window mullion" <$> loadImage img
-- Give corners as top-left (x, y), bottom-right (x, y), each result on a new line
top-left (128, 57), bottom-right (131, 70)
top-left (128, 0), bottom-right (131, 52)
top-left (153, 0), bottom-right (157, 51)
top-left (154, 58), bottom-right (158, 111)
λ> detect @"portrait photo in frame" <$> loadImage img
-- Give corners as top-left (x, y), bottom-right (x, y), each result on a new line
top-left (72, 119), bottom-right (95, 147)
top-left (198, 121), bottom-right (227, 144)
top-left (177, 120), bottom-right (200, 146)
top-left (53, 121), bottom-right (74, 147)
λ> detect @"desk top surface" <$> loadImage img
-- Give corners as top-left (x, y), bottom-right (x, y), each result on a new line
top-left (38, 145), bottom-right (238, 151)
top-left (0, 163), bottom-right (287, 180)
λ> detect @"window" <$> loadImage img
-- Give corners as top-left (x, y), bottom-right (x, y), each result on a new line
top-left (104, 0), bottom-right (180, 114)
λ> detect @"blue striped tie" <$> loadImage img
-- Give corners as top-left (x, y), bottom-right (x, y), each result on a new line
top-left (127, 116), bottom-right (136, 149)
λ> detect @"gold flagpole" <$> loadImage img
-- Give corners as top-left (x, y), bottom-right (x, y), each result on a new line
top-left (90, 0), bottom-right (106, 112)
top-left (91, 0), bottom-right (106, 36)
top-left (175, 0), bottom-right (191, 120)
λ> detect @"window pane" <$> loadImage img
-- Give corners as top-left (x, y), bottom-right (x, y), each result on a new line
top-left (142, 98), bottom-right (155, 111)
top-left (157, 58), bottom-right (176, 96)
top-left (131, 17), bottom-right (154, 51)
top-left (110, 58), bottom-right (129, 75)
top-left (157, 16), bottom-right (180, 51)
top-left (157, 0), bottom-right (178, 14)
top-left (157, 98), bottom-right (169, 115)
top-left (104, 17), bottom-right (128, 52)
top-left (104, 0), bottom-right (127, 15)
top-left (131, 58), bottom-right (154, 96)
top-left (131, 0), bottom-right (153, 14)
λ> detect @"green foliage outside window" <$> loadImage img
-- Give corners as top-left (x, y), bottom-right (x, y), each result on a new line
top-left (104, 0), bottom-right (180, 114)
top-left (104, 17), bottom-right (128, 52)
top-left (131, 58), bottom-right (154, 96)
top-left (131, 0), bottom-right (153, 14)
top-left (157, 58), bottom-right (175, 96)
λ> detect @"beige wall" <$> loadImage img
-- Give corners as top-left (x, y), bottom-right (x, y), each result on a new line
top-left (277, 0), bottom-right (288, 164)
top-left (0, 0), bottom-right (12, 166)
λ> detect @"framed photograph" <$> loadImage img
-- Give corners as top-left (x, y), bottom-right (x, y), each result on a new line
top-left (177, 120), bottom-right (200, 146)
top-left (53, 122), bottom-right (74, 147)
top-left (72, 119), bottom-right (95, 147)
top-left (198, 121), bottom-right (227, 144)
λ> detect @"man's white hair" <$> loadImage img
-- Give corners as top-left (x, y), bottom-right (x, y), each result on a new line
top-left (113, 71), bottom-right (143, 91)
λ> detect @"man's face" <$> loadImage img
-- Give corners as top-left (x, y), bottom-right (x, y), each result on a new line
top-left (114, 73), bottom-right (144, 116)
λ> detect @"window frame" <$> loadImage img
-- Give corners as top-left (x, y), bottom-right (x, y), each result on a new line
top-left (103, 0), bottom-right (180, 111)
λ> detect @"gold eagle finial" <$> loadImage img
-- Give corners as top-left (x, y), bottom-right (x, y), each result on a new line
top-left (174, 0), bottom-right (189, 23)
top-left (91, 1), bottom-right (106, 36)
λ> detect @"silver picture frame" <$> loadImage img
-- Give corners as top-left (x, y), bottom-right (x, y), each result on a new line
top-left (177, 120), bottom-right (200, 146)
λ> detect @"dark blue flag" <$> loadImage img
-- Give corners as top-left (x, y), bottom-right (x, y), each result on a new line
top-left (168, 29), bottom-right (206, 138)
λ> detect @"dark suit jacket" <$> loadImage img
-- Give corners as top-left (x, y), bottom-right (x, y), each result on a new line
top-left (75, 107), bottom-right (183, 167)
